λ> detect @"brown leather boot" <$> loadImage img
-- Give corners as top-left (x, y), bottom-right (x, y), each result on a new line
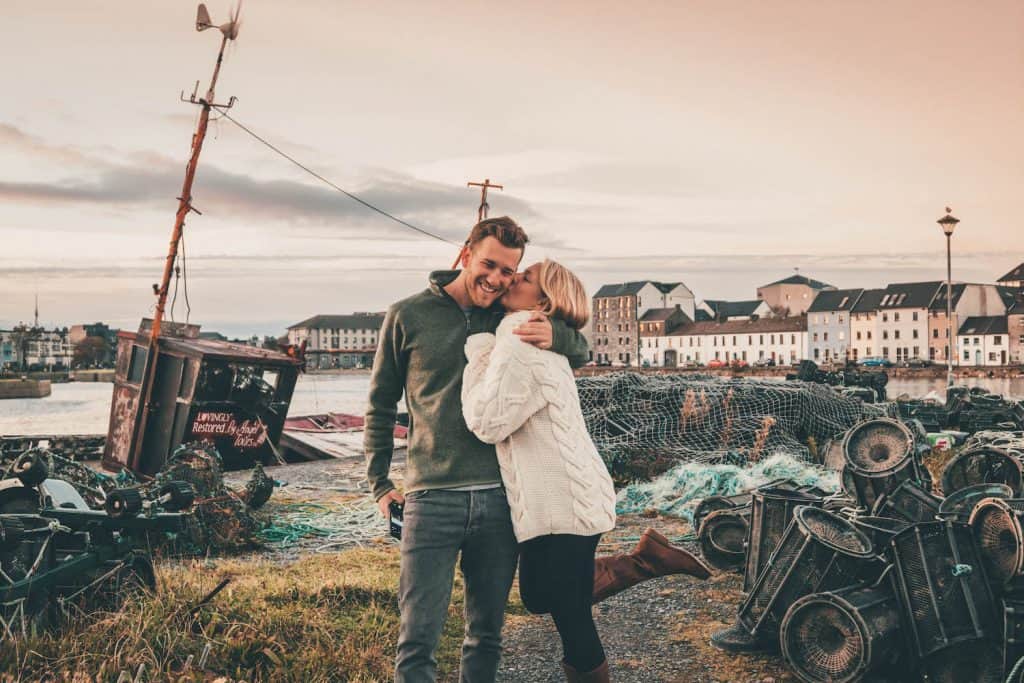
top-left (561, 659), bottom-right (610, 682)
top-left (592, 528), bottom-right (711, 603)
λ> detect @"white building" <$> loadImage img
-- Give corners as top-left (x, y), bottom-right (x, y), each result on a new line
top-left (641, 316), bottom-right (808, 367)
top-left (286, 313), bottom-right (386, 369)
top-left (875, 282), bottom-right (941, 364)
top-left (849, 289), bottom-right (885, 362)
top-left (958, 316), bottom-right (1010, 366)
top-left (23, 328), bottom-right (73, 369)
top-left (807, 288), bottom-right (864, 363)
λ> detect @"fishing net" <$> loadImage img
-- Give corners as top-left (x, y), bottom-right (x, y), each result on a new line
top-left (615, 453), bottom-right (840, 522)
top-left (148, 442), bottom-right (267, 552)
top-left (578, 373), bottom-right (890, 480)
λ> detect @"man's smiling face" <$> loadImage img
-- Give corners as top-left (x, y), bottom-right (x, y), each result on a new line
top-left (461, 236), bottom-right (523, 308)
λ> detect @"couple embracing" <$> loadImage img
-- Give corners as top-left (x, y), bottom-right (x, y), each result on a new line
top-left (365, 217), bottom-right (710, 683)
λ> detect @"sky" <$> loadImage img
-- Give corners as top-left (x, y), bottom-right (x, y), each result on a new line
top-left (2, 1), bottom-right (1022, 338)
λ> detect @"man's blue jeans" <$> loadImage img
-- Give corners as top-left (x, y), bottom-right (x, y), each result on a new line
top-left (395, 487), bottom-right (518, 683)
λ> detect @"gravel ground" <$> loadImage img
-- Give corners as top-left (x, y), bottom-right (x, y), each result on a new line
top-left (495, 514), bottom-right (794, 683)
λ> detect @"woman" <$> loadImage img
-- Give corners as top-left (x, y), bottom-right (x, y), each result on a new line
top-left (462, 259), bottom-right (711, 683)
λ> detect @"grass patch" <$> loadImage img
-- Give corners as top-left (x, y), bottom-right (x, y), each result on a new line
top-left (1, 546), bottom-right (470, 682)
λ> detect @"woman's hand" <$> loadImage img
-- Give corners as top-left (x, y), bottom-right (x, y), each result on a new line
top-left (513, 312), bottom-right (552, 349)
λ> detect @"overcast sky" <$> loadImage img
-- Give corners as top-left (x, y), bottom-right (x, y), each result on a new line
top-left (2, 1), bottom-right (1022, 337)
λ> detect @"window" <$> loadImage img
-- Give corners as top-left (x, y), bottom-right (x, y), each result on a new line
top-left (813, 333), bottom-right (819, 342)
top-left (814, 348), bottom-right (820, 360)
top-left (933, 329), bottom-right (939, 338)
top-left (770, 334), bottom-right (775, 344)
top-left (964, 350), bottom-right (970, 361)
top-left (823, 332), bottom-right (829, 341)
top-left (913, 346), bottom-right (920, 357)
top-left (882, 347), bottom-right (889, 358)
top-left (791, 335), bottom-right (796, 344)
top-left (912, 312), bottom-right (918, 322)
top-left (883, 331), bottom-right (889, 340)
top-left (912, 329), bottom-right (918, 339)
top-left (856, 331), bottom-right (862, 340)
top-left (974, 337), bottom-right (980, 345)
top-left (838, 314), bottom-right (844, 323)
top-left (995, 336), bottom-right (1003, 346)
top-left (748, 335), bottom-right (753, 345)
top-left (866, 347), bottom-right (872, 355)
top-left (732, 336), bottom-right (737, 345)
top-left (867, 331), bottom-right (872, 340)
top-left (882, 313), bottom-right (888, 322)
top-left (990, 352), bottom-right (998, 362)
top-left (894, 330), bottom-right (900, 340)
top-left (759, 335), bottom-right (764, 344)
top-left (894, 312), bottom-right (901, 322)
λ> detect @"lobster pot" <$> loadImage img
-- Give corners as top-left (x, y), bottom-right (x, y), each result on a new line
top-left (890, 521), bottom-right (998, 659)
top-left (698, 505), bottom-right (750, 572)
top-left (841, 418), bottom-right (924, 510)
top-left (937, 483), bottom-right (1013, 523)
top-left (737, 506), bottom-right (873, 639)
top-left (941, 447), bottom-right (1024, 497)
top-left (969, 498), bottom-right (1024, 586)
top-left (871, 480), bottom-right (942, 524)
top-left (1004, 598), bottom-right (1024, 681)
top-left (743, 486), bottom-right (824, 593)
top-left (693, 492), bottom-right (752, 534)
top-left (780, 584), bottom-right (902, 683)
top-left (850, 516), bottom-right (909, 558)
top-left (918, 641), bottom-right (1003, 683)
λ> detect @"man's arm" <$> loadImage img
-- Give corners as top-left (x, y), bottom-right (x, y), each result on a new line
top-left (364, 305), bottom-right (406, 505)
top-left (462, 330), bottom-right (549, 444)
top-left (514, 314), bottom-right (590, 369)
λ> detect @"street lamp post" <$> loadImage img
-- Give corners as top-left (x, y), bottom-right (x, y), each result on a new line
top-left (937, 208), bottom-right (960, 394)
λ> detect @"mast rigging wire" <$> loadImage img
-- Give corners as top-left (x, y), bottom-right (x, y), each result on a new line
top-left (212, 107), bottom-right (460, 247)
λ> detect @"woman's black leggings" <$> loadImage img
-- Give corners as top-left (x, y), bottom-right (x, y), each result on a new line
top-left (517, 533), bottom-right (605, 672)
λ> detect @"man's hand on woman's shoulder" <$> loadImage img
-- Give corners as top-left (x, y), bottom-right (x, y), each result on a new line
top-left (512, 312), bottom-right (553, 349)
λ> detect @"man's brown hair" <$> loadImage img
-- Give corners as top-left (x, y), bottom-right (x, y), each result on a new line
top-left (466, 216), bottom-right (529, 252)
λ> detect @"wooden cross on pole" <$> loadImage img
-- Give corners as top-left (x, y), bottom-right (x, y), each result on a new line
top-left (452, 178), bottom-right (504, 269)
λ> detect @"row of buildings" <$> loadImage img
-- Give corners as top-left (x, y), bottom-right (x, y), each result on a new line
top-left (0, 323), bottom-right (118, 371)
top-left (619, 265), bottom-right (1024, 368)
top-left (284, 263), bottom-right (1024, 371)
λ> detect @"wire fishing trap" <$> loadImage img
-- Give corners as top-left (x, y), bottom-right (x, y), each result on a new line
top-left (578, 373), bottom-right (889, 481)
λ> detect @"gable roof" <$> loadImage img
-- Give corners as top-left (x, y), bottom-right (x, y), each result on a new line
top-left (761, 274), bottom-right (834, 290)
top-left (958, 316), bottom-right (1008, 336)
top-left (928, 283), bottom-right (967, 311)
top-left (702, 299), bottom-right (766, 319)
top-left (997, 262), bottom-right (1024, 283)
top-left (877, 281), bottom-right (943, 309)
top-left (639, 307), bottom-right (686, 322)
top-left (594, 281), bottom-right (687, 298)
top-left (851, 288), bottom-right (886, 313)
top-left (808, 288), bottom-right (864, 313)
top-left (288, 313), bottom-right (386, 330)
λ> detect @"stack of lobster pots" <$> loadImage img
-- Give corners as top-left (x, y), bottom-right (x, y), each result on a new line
top-left (698, 416), bottom-right (1024, 683)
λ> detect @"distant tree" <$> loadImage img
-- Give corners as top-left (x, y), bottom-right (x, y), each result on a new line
top-left (73, 336), bottom-right (111, 368)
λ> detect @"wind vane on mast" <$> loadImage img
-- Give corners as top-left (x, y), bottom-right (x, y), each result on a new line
top-left (128, 3), bottom-right (242, 470)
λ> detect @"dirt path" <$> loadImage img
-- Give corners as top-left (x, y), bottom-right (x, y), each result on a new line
top-left (226, 458), bottom-right (794, 681)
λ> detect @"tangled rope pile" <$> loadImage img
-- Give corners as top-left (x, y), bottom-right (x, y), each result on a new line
top-left (257, 499), bottom-right (387, 552)
top-left (615, 453), bottom-right (839, 522)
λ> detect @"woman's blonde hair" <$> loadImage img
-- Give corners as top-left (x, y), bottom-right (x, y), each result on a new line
top-left (536, 259), bottom-right (590, 330)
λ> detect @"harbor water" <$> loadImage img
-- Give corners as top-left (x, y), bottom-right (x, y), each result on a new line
top-left (0, 373), bottom-right (1021, 436)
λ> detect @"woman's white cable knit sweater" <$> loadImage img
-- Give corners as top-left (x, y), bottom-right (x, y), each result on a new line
top-left (462, 311), bottom-right (616, 543)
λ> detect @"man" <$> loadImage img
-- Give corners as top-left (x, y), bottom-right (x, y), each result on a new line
top-left (365, 216), bottom-right (589, 682)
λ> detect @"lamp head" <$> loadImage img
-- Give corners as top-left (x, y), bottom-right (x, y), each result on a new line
top-left (937, 207), bottom-right (959, 236)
